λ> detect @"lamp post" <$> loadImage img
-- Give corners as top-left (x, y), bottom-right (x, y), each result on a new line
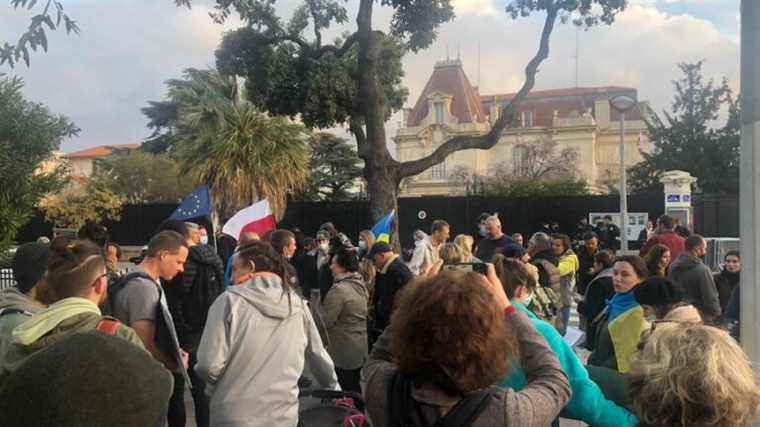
top-left (610, 95), bottom-right (637, 254)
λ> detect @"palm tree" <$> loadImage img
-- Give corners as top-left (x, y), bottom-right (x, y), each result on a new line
top-left (147, 68), bottom-right (310, 219)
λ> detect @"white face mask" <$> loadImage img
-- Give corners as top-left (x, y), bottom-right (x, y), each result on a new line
top-left (479, 225), bottom-right (487, 237)
top-left (523, 292), bottom-right (534, 306)
top-left (359, 241), bottom-right (367, 250)
top-left (200, 236), bottom-right (209, 245)
top-left (319, 243), bottom-right (329, 252)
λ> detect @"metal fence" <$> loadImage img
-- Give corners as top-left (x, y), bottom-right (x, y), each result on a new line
top-left (0, 269), bottom-right (16, 290)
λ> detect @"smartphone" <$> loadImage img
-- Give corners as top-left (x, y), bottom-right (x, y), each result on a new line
top-left (442, 262), bottom-right (489, 275)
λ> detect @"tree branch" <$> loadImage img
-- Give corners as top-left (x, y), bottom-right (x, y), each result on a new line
top-left (349, 118), bottom-right (369, 159)
top-left (398, 5), bottom-right (559, 178)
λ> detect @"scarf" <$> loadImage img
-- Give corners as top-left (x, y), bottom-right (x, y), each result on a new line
top-left (606, 290), bottom-right (639, 322)
top-left (12, 297), bottom-right (101, 345)
top-left (720, 270), bottom-right (741, 286)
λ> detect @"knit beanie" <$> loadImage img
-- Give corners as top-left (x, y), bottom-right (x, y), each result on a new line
top-left (634, 276), bottom-right (686, 307)
top-left (10, 242), bottom-right (51, 294)
top-left (0, 331), bottom-right (173, 427)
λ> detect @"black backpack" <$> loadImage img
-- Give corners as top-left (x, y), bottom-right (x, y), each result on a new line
top-left (102, 271), bottom-right (154, 317)
top-left (185, 257), bottom-right (225, 329)
top-left (386, 373), bottom-right (497, 427)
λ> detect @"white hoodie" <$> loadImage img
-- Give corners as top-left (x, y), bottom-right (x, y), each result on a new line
top-left (195, 274), bottom-right (338, 427)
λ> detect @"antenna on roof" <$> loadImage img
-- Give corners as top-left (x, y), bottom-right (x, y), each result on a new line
top-left (574, 26), bottom-right (580, 88)
top-left (477, 39), bottom-right (481, 88)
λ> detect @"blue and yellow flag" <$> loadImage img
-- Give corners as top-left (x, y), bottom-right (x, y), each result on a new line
top-left (371, 210), bottom-right (395, 243)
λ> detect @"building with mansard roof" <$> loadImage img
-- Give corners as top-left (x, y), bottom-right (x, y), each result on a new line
top-left (394, 58), bottom-right (651, 196)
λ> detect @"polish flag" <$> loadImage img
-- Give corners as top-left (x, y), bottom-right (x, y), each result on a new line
top-left (222, 199), bottom-right (277, 240)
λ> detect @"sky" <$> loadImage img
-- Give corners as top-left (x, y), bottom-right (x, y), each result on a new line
top-left (1, 0), bottom-right (741, 153)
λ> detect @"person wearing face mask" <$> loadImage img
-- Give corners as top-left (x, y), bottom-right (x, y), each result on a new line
top-left (316, 230), bottom-right (331, 271)
top-left (494, 257), bottom-right (637, 427)
top-left (407, 230), bottom-right (429, 275)
top-left (195, 241), bottom-right (338, 427)
top-left (198, 226), bottom-right (210, 246)
top-left (587, 256), bottom-right (649, 373)
top-left (714, 250), bottom-right (741, 315)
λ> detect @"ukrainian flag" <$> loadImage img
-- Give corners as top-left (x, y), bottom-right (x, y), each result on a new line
top-left (371, 210), bottom-right (395, 243)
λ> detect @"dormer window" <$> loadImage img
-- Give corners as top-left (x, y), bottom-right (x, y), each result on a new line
top-left (434, 101), bottom-right (445, 124)
top-left (522, 110), bottom-right (533, 128)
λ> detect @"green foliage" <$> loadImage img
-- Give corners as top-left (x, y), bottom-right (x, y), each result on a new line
top-left (628, 61), bottom-right (739, 195)
top-left (90, 151), bottom-right (196, 203)
top-left (216, 29), bottom-right (408, 129)
top-left (483, 176), bottom-right (590, 198)
top-left (0, 74), bottom-right (76, 250)
top-left (301, 133), bottom-right (363, 201)
top-left (39, 180), bottom-right (125, 229)
top-left (2, 0), bottom-right (80, 67)
top-left (143, 68), bottom-right (311, 219)
top-left (506, 0), bottom-right (628, 27)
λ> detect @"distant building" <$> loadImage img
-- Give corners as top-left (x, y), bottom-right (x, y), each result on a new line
top-left (395, 59), bottom-right (651, 196)
top-left (61, 144), bottom-right (140, 181)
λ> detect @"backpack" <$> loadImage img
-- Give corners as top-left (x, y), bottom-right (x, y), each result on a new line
top-left (528, 259), bottom-right (564, 331)
top-left (386, 373), bottom-right (497, 427)
top-left (102, 271), bottom-right (154, 317)
top-left (185, 256), bottom-right (225, 331)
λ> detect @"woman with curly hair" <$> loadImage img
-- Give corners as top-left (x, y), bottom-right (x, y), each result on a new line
top-left (629, 323), bottom-right (760, 427)
top-left (643, 244), bottom-right (671, 278)
top-left (361, 270), bottom-right (570, 427)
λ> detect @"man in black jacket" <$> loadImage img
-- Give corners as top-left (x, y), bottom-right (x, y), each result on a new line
top-left (576, 232), bottom-right (600, 295)
top-left (159, 220), bottom-right (224, 427)
top-left (369, 242), bottom-right (413, 347)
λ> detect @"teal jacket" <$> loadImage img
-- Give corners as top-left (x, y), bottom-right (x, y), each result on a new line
top-left (499, 302), bottom-right (637, 427)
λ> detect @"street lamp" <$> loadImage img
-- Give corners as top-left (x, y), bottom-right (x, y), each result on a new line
top-left (610, 94), bottom-right (637, 254)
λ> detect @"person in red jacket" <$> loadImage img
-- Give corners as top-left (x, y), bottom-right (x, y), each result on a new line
top-left (639, 215), bottom-right (685, 260)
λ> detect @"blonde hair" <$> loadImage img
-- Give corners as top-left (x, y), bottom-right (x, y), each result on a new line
top-left (359, 229), bottom-right (375, 251)
top-left (629, 324), bottom-right (760, 427)
top-left (440, 242), bottom-right (471, 264)
top-left (453, 234), bottom-right (474, 255)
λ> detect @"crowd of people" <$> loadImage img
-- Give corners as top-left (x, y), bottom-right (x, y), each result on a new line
top-left (0, 212), bottom-right (757, 427)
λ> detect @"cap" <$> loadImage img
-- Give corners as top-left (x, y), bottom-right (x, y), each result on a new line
top-left (368, 242), bottom-right (392, 257)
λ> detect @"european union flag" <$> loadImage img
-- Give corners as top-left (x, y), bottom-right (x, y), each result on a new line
top-left (371, 210), bottom-right (395, 243)
top-left (170, 186), bottom-right (212, 220)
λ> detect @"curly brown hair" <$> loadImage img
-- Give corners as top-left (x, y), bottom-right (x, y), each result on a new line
top-left (391, 270), bottom-right (516, 394)
top-left (629, 324), bottom-right (760, 427)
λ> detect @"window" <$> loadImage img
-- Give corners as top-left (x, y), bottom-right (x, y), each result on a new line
top-left (522, 110), bottom-right (533, 128)
top-left (513, 145), bottom-right (529, 176)
top-left (431, 160), bottom-right (447, 180)
top-left (434, 102), bottom-right (445, 124)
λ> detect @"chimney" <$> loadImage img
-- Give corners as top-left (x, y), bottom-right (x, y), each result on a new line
top-left (594, 99), bottom-right (610, 127)
top-left (489, 103), bottom-right (500, 125)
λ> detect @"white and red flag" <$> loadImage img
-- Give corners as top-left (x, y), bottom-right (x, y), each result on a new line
top-left (222, 199), bottom-right (276, 240)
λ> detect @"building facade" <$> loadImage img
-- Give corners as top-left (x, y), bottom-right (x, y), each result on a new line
top-left (395, 59), bottom-right (651, 196)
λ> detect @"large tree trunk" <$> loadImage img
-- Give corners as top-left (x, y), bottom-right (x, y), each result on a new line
top-left (356, 0), bottom-right (402, 224)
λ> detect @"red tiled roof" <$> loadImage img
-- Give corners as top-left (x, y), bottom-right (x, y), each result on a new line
top-left (407, 59), bottom-right (487, 127)
top-left (62, 144), bottom-right (140, 159)
top-left (480, 86), bottom-right (643, 125)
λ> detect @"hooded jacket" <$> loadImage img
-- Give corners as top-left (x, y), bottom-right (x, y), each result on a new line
top-left (668, 252), bottom-right (721, 320)
top-left (0, 288), bottom-right (45, 363)
top-left (557, 250), bottom-right (579, 307)
top-left (323, 272), bottom-right (368, 370)
top-left (166, 243), bottom-right (225, 352)
top-left (0, 297), bottom-right (144, 379)
top-left (500, 302), bottom-right (637, 427)
top-left (195, 274), bottom-right (338, 427)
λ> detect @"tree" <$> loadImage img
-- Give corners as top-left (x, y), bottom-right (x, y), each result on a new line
top-left (301, 133), bottom-right (363, 201)
top-left (89, 150), bottom-right (196, 204)
top-left (39, 180), bottom-right (124, 229)
top-left (2, 0), bottom-right (80, 67)
top-left (482, 138), bottom-right (588, 197)
top-left (142, 68), bottom-right (310, 219)
top-left (629, 61), bottom-right (740, 195)
top-left (0, 74), bottom-right (77, 250)
top-left (198, 0), bottom-right (627, 229)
